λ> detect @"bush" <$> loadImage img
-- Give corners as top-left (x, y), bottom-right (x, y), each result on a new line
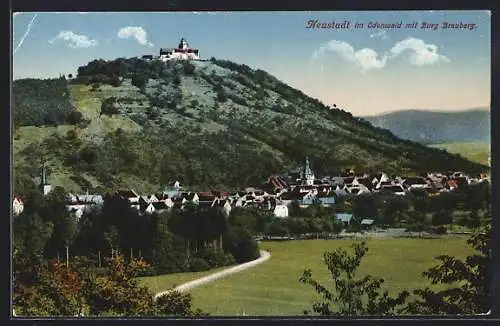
top-left (136, 265), bottom-right (157, 277)
top-left (109, 75), bottom-right (121, 87)
top-left (433, 226), bottom-right (448, 235)
top-left (183, 62), bottom-right (196, 75)
top-left (101, 97), bottom-right (119, 116)
top-left (195, 249), bottom-right (235, 268)
top-left (188, 257), bottom-right (210, 272)
top-left (216, 89), bottom-right (227, 103)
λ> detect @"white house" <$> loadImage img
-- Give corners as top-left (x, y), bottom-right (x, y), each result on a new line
top-left (12, 196), bottom-right (24, 216)
top-left (66, 204), bottom-right (88, 220)
top-left (148, 194), bottom-right (159, 203)
top-left (273, 204), bottom-right (289, 218)
top-left (334, 185), bottom-right (348, 197)
top-left (164, 197), bottom-right (175, 209)
top-left (221, 200), bottom-right (232, 217)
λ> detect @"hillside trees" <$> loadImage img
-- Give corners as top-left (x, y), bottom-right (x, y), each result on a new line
top-left (131, 73), bottom-right (149, 89)
top-left (13, 78), bottom-right (83, 126)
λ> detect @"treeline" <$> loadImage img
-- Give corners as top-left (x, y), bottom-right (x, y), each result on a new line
top-left (13, 184), bottom-right (261, 278)
top-left (13, 77), bottom-right (85, 127)
top-left (74, 57), bottom-right (197, 88)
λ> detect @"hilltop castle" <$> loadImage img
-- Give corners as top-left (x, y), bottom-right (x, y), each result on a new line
top-left (141, 38), bottom-right (200, 62)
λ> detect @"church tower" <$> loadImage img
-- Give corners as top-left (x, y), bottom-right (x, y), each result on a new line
top-left (39, 158), bottom-right (53, 196)
top-left (304, 157), bottom-right (315, 186)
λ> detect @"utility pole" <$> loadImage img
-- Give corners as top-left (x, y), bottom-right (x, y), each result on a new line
top-left (66, 245), bottom-right (69, 268)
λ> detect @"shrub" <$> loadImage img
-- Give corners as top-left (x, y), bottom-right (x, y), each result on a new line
top-left (188, 257), bottom-right (210, 272)
top-left (195, 250), bottom-right (235, 268)
top-left (101, 97), bottom-right (119, 116)
top-left (132, 74), bottom-right (148, 89)
top-left (433, 226), bottom-right (448, 235)
top-left (216, 89), bottom-right (227, 103)
top-left (183, 62), bottom-right (196, 76)
top-left (109, 75), bottom-right (121, 87)
top-left (90, 83), bottom-right (100, 92)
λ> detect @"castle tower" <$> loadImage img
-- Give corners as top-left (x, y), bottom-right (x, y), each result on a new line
top-left (179, 38), bottom-right (189, 50)
top-left (304, 157), bottom-right (315, 186)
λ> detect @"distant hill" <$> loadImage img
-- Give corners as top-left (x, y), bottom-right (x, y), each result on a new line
top-left (12, 58), bottom-right (488, 193)
top-left (362, 109), bottom-right (490, 144)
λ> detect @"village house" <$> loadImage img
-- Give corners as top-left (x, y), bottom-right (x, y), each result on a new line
top-left (402, 177), bottom-right (431, 190)
top-left (352, 176), bottom-right (373, 190)
top-left (372, 173), bottom-right (390, 188)
top-left (12, 196), bottom-right (24, 216)
top-left (219, 199), bottom-right (232, 217)
top-left (315, 191), bottom-right (337, 207)
top-left (361, 218), bottom-right (375, 230)
top-left (273, 202), bottom-right (289, 218)
top-left (345, 184), bottom-right (371, 196)
top-left (197, 193), bottom-right (217, 208)
top-left (144, 201), bottom-right (170, 215)
top-left (67, 203), bottom-right (87, 220)
top-left (116, 189), bottom-right (140, 204)
top-left (334, 185), bottom-right (349, 197)
top-left (66, 192), bottom-right (104, 220)
top-left (378, 184), bottom-right (407, 196)
top-left (183, 192), bottom-right (200, 205)
top-left (336, 213), bottom-right (354, 226)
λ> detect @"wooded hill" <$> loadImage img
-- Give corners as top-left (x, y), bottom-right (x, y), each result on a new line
top-left (12, 57), bottom-right (488, 193)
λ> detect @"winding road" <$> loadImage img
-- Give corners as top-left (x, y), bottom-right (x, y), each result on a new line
top-left (154, 250), bottom-right (271, 301)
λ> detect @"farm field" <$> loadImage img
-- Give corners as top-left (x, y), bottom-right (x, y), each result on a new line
top-left (140, 237), bottom-right (474, 316)
top-left (428, 141), bottom-right (490, 166)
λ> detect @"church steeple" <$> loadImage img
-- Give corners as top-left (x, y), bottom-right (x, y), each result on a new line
top-left (40, 157), bottom-right (47, 186)
top-left (304, 157), bottom-right (315, 186)
top-left (39, 157), bottom-right (52, 195)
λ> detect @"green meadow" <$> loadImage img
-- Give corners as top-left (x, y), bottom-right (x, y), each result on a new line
top-left (429, 141), bottom-right (490, 166)
top-left (139, 237), bottom-right (473, 316)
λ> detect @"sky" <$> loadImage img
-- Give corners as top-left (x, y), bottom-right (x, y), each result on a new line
top-left (12, 11), bottom-right (491, 116)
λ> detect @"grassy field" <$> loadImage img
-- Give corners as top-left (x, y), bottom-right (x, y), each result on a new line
top-left (138, 266), bottom-right (230, 294)
top-left (140, 237), bottom-right (474, 316)
top-left (429, 141), bottom-right (490, 166)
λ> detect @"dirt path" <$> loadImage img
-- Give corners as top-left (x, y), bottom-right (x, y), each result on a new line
top-left (154, 250), bottom-right (271, 300)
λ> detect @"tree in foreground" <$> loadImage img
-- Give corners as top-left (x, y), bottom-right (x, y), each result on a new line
top-left (299, 240), bottom-right (409, 316)
top-left (405, 221), bottom-right (491, 315)
top-left (13, 251), bottom-right (202, 317)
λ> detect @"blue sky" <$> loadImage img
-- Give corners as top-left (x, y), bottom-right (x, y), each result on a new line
top-left (13, 11), bottom-right (490, 116)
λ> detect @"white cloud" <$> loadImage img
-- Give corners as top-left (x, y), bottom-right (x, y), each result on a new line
top-left (369, 30), bottom-right (389, 41)
top-left (312, 37), bottom-right (449, 72)
top-left (13, 13), bottom-right (38, 55)
top-left (117, 26), bottom-right (153, 46)
top-left (388, 37), bottom-right (450, 66)
top-left (312, 40), bottom-right (387, 72)
top-left (49, 30), bottom-right (98, 48)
